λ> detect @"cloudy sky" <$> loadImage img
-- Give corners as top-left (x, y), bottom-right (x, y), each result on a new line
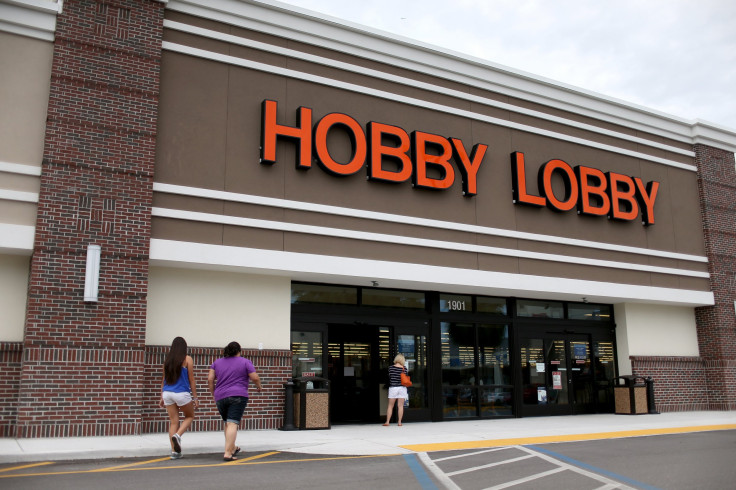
top-left (274, 0), bottom-right (736, 131)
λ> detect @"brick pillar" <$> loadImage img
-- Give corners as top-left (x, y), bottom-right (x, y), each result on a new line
top-left (16, 0), bottom-right (164, 438)
top-left (694, 144), bottom-right (736, 411)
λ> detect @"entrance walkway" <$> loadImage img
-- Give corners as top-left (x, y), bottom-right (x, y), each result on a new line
top-left (1, 411), bottom-right (735, 463)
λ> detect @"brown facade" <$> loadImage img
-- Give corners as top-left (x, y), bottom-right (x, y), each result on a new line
top-left (154, 10), bottom-right (708, 293)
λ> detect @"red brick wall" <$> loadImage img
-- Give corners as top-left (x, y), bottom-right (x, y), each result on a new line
top-left (0, 342), bottom-right (23, 437)
top-left (142, 347), bottom-right (291, 433)
top-left (694, 144), bottom-right (736, 410)
top-left (16, 0), bottom-right (164, 438)
top-left (632, 145), bottom-right (736, 413)
top-left (630, 356), bottom-right (709, 412)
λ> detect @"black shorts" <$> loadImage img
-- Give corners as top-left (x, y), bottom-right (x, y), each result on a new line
top-left (216, 396), bottom-right (249, 424)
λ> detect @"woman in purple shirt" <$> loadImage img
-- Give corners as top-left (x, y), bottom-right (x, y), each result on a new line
top-left (208, 341), bottom-right (262, 461)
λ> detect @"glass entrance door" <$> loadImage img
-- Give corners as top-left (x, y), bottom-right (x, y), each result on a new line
top-left (568, 338), bottom-right (593, 414)
top-left (323, 321), bottom-right (432, 423)
top-left (440, 322), bottom-right (512, 418)
top-left (393, 325), bottom-right (430, 421)
top-left (520, 333), bottom-right (594, 416)
top-left (327, 323), bottom-right (379, 423)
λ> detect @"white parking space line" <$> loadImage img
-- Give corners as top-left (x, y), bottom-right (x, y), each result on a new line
top-left (518, 446), bottom-right (636, 489)
top-left (417, 452), bottom-right (461, 490)
top-left (445, 454), bottom-right (535, 477)
top-left (483, 466), bottom-right (566, 490)
top-left (419, 445), bottom-right (641, 489)
top-left (432, 447), bottom-right (511, 463)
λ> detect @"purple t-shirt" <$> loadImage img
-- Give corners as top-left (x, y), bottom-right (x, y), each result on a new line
top-left (210, 356), bottom-right (256, 401)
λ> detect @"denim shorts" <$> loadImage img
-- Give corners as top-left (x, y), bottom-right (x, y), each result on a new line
top-left (216, 396), bottom-right (249, 424)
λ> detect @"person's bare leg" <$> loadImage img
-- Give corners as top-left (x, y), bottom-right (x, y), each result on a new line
top-left (224, 422), bottom-right (238, 458)
top-left (384, 398), bottom-right (396, 425)
top-left (166, 404), bottom-right (180, 451)
top-left (397, 400), bottom-right (404, 425)
top-left (177, 401), bottom-right (195, 436)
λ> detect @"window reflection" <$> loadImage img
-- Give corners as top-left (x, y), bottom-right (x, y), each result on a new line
top-left (594, 340), bottom-right (616, 409)
top-left (398, 334), bottom-right (428, 409)
top-left (477, 297), bottom-right (507, 315)
top-left (291, 331), bottom-right (323, 378)
top-left (441, 322), bottom-right (512, 418)
top-left (441, 323), bottom-right (475, 386)
top-left (362, 289), bottom-right (425, 309)
top-left (478, 324), bottom-right (511, 386)
top-left (291, 283), bottom-right (357, 305)
top-left (568, 303), bottom-right (612, 320)
top-left (517, 300), bottom-right (563, 318)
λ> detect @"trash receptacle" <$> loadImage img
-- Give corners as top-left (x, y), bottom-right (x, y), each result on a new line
top-left (293, 376), bottom-right (330, 430)
top-left (614, 375), bottom-right (648, 414)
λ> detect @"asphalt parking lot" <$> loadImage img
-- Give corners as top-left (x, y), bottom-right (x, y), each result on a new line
top-left (2, 430), bottom-right (735, 489)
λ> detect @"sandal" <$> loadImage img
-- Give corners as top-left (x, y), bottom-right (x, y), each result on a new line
top-left (223, 455), bottom-right (238, 462)
top-left (234, 447), bottom-right (241, 457)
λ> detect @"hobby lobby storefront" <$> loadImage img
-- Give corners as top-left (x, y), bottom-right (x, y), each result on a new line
top-left (1, 0), bottom-right (735, 437)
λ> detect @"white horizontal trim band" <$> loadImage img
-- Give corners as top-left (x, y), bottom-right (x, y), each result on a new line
top-left (162, 41), bottom-right (697, 173)
top-left (0, 223), bottom-right (35, 253)
top-left (153, 182), bottom-right (708, 264)
top-left (149, 238), bottom-right (715, 307)
top-left (164, 19), bottom-right (695, 159)
top-left (0, 0), bottom-right (61, 42)
top-left (0, 161), bottom-right (42, 176)
top-left (0, 189), bottom-right (39, 203)
top-left (151, 206), bottom-right (709, 279)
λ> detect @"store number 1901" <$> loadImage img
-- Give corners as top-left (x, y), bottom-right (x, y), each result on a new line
top-left (447, 300), bottom-right (467, 311)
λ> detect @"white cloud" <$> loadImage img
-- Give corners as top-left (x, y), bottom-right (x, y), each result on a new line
top-left (274, 0), bottom-right (736, 129)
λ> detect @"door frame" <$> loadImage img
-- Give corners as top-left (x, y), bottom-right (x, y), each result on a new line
top-left (291, 313), bottom-right (432, 424)
top-left (327, 322), bottom-right (382, 423)
top-left (516, 329), bottom-right (593, 417)
top-left (515, 322), bottom-right (616, 417)
top-left (393, 323), bottom-right (432, 422)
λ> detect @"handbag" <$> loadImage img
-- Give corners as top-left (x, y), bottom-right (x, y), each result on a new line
top-left (400, 372), bottom-right (412, 387)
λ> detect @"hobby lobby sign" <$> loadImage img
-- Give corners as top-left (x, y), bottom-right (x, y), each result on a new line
top-left (260, 100), bottom-right (659, 225)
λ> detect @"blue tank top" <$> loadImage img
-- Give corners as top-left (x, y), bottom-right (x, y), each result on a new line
top-left (163, 366), bottom-right (191, 393)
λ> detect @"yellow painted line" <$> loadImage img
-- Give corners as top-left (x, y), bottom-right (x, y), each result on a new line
top-left (0, 453), bottom-right (399, 479)
top-left (236, 454), bottom-right (401, 465)
top-left (230, 451), bottom-right (279, 464)
top-left (0, 461), bottom-right (54, 473)
top-left (401, 424), bottom-right (736, 453)
top-left (90, 456), bottom-right (172, 472)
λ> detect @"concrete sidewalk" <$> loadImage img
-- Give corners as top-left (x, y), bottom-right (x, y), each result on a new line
top-left (1, 411), bottom-right (735, 464)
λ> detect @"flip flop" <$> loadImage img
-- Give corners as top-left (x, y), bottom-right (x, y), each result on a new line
top-left (234, 447), bottom-right (241, 457)
top-left (223, 455), bottom-right (238, 462)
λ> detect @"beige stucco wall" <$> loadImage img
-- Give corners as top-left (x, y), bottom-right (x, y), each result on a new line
top-left (0, 254), bottom-right (30, 341)
top-left (614, 302), bottom-right (700, 374)
top-left (0, 30), bottom-right (52, 230)
top-left (0, 31), bottom-right (52, 167)
top-left (146, 266), bottom-right (291, 349)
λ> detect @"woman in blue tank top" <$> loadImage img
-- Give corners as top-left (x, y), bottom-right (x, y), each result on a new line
top-left (160, 337), bottom-right (198, 459)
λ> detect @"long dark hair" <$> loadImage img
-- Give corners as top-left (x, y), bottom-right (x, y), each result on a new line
top-left (164, 337), bottom-right (187, 385)
top-left (223, 341), bottom-right (241, 358)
